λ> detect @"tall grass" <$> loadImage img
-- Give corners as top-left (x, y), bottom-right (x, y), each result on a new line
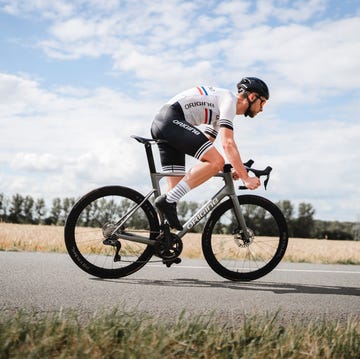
top-left (0, 309), bottom-right (359, 359)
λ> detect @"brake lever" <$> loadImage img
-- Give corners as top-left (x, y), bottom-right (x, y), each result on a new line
top-left (239, 165), bottom-right (272, 190)
top-left (263, 168), bottom-right (272, 190)
top-left (243, 159), bottom-right (254, 168)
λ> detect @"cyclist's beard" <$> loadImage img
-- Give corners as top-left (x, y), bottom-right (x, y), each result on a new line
top-left (244, 100), bottom-right (256, 117)
top-left (247, 108), bottom-right (257, 118)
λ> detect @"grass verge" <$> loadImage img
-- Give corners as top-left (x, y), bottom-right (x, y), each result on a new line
top-left (1, 309), bottom-right (359, 359)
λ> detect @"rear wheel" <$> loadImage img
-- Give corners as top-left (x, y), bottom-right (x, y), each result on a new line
top-left (64, 186), bottom-right (159, 278)
top-left (202, 195), bottom-right (288, 281)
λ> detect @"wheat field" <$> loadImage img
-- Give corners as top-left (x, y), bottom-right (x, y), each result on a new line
top-left (0, 222), bottom-right (359, 264)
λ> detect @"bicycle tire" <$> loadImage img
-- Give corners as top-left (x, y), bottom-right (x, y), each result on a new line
top-left (202, 195), bottom-right (288, 281)
top-left (64, 186), bottom-right (159, 278)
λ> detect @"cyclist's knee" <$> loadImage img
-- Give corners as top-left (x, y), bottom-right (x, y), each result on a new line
top-left (213, 156), bottom-right (225, 172)
top-left (202, 150), bottom-right (224, 172)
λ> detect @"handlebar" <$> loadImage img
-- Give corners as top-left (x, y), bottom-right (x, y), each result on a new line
top-left (239, 159), bottom-right (272, 190)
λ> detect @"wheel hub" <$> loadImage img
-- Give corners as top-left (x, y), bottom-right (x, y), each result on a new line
top-left (233, 227), bottom-right (255, 248)
top-left (102, 222), bottom-right (120, 239)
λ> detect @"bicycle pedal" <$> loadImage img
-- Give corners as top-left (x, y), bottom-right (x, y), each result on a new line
top-left (163, 258), bottom-right (181, 268)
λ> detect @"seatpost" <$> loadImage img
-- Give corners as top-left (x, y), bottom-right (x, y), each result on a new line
top-left (144, 142), bottom-right (162, 198)
top-left (144, 143), bottom-right (156, 174)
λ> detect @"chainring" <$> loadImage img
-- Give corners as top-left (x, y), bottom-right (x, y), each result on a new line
top-left (154, 233), bottom-right (183, 260)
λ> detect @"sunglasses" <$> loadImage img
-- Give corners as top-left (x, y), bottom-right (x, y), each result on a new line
top-left (254, 95), bottom-right (267, 105)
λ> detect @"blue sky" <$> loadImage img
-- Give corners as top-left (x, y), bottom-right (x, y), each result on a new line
top-left (0, 0), bottom-right (359, 222)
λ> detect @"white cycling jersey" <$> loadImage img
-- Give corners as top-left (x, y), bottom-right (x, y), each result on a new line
top-left (166, 86), bottom-right (237, 139)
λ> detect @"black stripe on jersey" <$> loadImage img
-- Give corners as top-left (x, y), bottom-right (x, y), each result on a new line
top-left (204, 127), bottom-right (218, 139)
top-left (219, 119), bottom-right (233, 130)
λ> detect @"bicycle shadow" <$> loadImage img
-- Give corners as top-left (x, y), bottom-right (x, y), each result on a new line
top-left (90, 277), bottom-right (360, 297)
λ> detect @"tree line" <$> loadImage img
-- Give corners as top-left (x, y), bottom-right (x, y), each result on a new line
top-left (0, 193), bottom-right (358, 240)
top-left (274, 200), bottom-right (358, 241)
top-left (0, 193), bottom-right (75, 227)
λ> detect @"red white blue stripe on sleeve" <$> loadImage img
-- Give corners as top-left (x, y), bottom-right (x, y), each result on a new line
top-left (196, 86), bottom-right (208, 95)
top-left (197, 86), bottom-right (213, 125)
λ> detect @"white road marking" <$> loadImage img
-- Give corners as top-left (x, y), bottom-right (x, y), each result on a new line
top-left (275, 268), bottom-right (360, 275)
top-left (147, 263), bottom-right (360, 275)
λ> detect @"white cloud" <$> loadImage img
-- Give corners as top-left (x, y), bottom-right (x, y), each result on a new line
top-left (0, 73), bottom-right (56, 116)
top-left (112, 46), bottom-right (215, 95)
top-left (0, 0), bottom-right (75, 19)
top-left (229, 116), bottom-right (360, 221)
top-left (50, 18), bottom-right (97, 42)
top-left (260, 0), bottom-right (327, 23)
top-left (224, 16), bottom-right (360, 98)
top-left (11, 153), bottom-right (61, 171)
top-left (211, 0), bottom-right (327, 31)
top-left (23, 1), bottom-right (358, 102)
top-left (0, 72), bottom-right (160, 199)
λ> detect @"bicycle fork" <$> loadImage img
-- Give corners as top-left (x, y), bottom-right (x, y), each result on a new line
top-left (221, 169), bottom-right (252, 244)
top-left (229, 193), bottom-right (251, 243)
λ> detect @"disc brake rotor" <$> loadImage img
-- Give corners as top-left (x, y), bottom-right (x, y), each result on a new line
top-left (233, 228), bottom-right (255, 248)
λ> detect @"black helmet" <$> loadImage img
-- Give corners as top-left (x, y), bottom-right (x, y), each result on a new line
top-left (237, 77), bottom-right (269, 100)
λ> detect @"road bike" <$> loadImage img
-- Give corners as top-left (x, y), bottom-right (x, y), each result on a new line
top-left (64, 136), bottom-right (288, 281)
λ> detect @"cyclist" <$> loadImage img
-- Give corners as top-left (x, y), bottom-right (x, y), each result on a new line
top-left (151, 77), bottom-right (269, 230)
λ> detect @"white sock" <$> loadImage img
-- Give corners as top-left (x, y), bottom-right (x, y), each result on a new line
top-left (166, 180), bottom-right (191, 203)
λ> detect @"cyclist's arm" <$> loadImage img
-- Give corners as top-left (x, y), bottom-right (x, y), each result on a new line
top-left (220, 127), bottom-right (249, 181)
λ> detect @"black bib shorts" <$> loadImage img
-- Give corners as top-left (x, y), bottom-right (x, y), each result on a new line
top-left (151, 102), bottom-right (213, 172)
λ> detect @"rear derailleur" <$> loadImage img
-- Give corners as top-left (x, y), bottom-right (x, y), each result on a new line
top-left (102, 223), bottom-right (121, 262)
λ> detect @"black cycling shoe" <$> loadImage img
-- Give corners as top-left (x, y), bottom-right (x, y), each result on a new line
top-left (155, 195), bottom-right (183, 231)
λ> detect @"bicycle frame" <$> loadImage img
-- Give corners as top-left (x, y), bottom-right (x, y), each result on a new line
top-left (114, 138), bottom-right (250, 245)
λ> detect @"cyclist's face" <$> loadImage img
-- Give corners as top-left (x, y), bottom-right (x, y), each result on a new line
top-left (248, 93), bottom-right (267, 117)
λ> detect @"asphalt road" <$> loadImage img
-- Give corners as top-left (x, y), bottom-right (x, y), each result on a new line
top-left (1, 252), bottom-right (359, 324)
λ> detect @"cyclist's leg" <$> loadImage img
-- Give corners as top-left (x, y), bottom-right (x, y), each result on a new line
top-left (151, 103), bottom-right (224, 190)
top-left (183, 146), bottom-right (224, 189)
top-left (154, 140), bottom-right (186, 174)
top-left (151, 104), bottom-right (187, 191)
top-left (159, 149), bottom-right (225, 191)
top-left (157, 145), bottom-right (224, 197)
top-left (167, 176), bottom-right (183, 190)
top-left (156, 140), bottom-right (185, 190)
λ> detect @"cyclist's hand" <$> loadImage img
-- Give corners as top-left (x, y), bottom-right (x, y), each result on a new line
top-left (243, 176), bottom-right (260, 190)
top-left (232, 169), bottom-right (240, 180)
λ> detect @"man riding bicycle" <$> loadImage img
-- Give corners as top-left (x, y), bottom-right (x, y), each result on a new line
top-left (151, 77), bottom-right (269, 231)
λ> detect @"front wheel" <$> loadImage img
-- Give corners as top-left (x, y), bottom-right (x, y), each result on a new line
top-left (202, 195), bottom-right (288, 281)
top-left (64, 186), bottom-right (160, 278)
